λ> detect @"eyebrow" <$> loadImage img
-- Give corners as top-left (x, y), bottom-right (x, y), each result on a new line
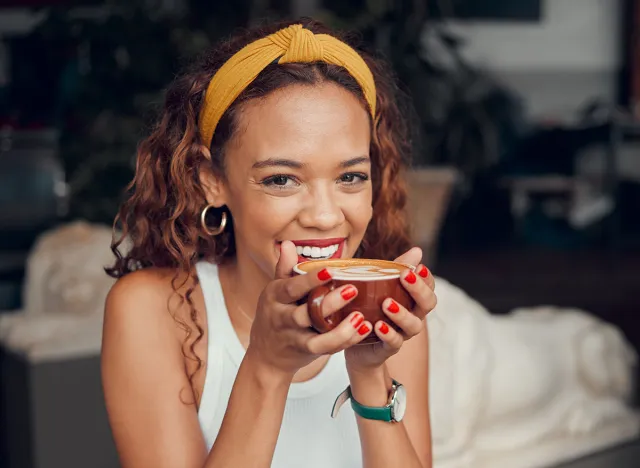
top-left (340, 156), bottom-right (370, 168)
top-left (252, 156), bottom-right (370, 170)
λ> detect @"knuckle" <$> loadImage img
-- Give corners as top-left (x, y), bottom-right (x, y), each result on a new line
top-left (393, 336), bottom-right (405, 349)
top-left (338, 325), bottom-right (356, 343)
top-left (420, 287), bottom-right (436, 309)
top-left (408, 319), bottom-right (424, 337)
top-left (389, 327), bottom-right (405, 345)
top-left (305, 338), bottom-right (322, 356)
top-left (283, 280), bottom-right (297, 299)
top-left (321, 298), bottom-right (337, 317)
top-left (262, 284), bottom-right (276, 302)
top-left (293, 308), bottom-right (310, 328)
top-left (428, 291), bottom-right (438, 310)
top-left (274, 309), bottom-right (289, 329)
top-left (350, 328), bottom-right (366, 345)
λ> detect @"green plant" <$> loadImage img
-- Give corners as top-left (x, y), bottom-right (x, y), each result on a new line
top-left (17, 0), bottom-right (283, 223)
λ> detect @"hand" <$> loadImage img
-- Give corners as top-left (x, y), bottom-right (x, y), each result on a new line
top-left (344, 247), bottom-right (436, 373)
top-left (245, 241), bottom-right (373, 380)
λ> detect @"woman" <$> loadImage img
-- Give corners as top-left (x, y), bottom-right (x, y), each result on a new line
top-left (102, 18), bottom-right (437, 468)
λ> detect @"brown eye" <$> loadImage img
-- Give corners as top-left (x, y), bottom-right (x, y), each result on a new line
top-left (339, 172), bottom-right (369, 184)
top-left (261, 174), bottom-right (299, 189)
top-left (272, 175), bottom-right (289, 186)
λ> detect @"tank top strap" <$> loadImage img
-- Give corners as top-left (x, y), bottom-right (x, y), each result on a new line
top-left (196, 261), bottom-right (247, 365)
top-left (195, 261), bottom-right (231, 432)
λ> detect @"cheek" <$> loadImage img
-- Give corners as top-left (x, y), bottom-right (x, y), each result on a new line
top-left (344, 190), bottom-right (373, 231)
top-left (231, 194), bottom-right (299, 238)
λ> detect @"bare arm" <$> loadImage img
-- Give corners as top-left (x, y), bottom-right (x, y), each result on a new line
top-left (349, 327), bottom-right (432, 468)
top-left (101, 271), bottom-right (290, 468)
top-left (102, 241), bottom-right (373, 468)
top-left (205, 349), bottom-right (291, 466)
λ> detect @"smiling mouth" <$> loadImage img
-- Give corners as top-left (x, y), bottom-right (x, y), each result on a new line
top-left (290, 238), bottom-right (345, 262)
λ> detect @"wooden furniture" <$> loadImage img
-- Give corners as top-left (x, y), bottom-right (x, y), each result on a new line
top-left (406, 167), bottom-right (458, 265)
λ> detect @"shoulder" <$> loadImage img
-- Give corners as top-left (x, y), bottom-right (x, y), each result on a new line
top-left (101, 267), bottom-right (202, 393)
top-left (102, 268), bottom-right (208, 466)
top-left (106, 267), bottom-right (179, 303)
top-left (103, 267), bottom-right (199, 346)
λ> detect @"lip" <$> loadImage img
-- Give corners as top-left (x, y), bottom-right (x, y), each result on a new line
top-left (277, 237), bottom-right (346, 264)
top-left (290, 237), bottom-right (346, 248)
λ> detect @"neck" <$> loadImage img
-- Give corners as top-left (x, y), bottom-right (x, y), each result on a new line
top-left (218, 249), bottom-right (273, 321)
top-left (217, 248), bottom-right (333, 383)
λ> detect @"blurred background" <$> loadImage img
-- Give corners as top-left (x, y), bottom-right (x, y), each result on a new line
top-left (0, 0), bottom-right (639, 467)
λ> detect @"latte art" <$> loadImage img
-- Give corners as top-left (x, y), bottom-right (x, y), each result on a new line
top-left (294, 258), bottom-right (410, 281)
top-left (330, 266), bottom-right (400, 278)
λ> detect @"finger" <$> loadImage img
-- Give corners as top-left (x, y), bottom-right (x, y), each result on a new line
top-left (275, 240), bottom-right (299, 280)
top-left (381, 298), bottom-right (425, 338)
top-left (275, 264), bottom-right (334, 303)
top-left (301, 313), bottom-right (372, 355)
top-left (374, 320), bottom-right (405, 352)
top-left (400, 269), bottom-right (437, 320)
top-left (415, 264), bottom-right (436, 291)
top-left (289, 284), bottom-right (358, 328)
top-left (394, 246), bottom-right (422, 267)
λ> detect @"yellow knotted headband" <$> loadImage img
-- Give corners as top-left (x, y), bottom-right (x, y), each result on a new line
top-left (198, 24), bottom-right (377, 148)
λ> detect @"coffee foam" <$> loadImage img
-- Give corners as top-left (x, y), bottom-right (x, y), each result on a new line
top-left (294, 259), bottom-right (410, 281)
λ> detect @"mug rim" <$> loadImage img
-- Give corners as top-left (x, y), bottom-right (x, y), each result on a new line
top-left (292, 258), bottom-right (414, 281)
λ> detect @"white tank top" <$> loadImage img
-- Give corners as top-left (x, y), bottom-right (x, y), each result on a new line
top-left (195, 261), bottom-right (363, 467)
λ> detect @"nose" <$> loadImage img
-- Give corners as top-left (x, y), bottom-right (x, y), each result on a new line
top-left (297, 185), bottom-right (345, 231)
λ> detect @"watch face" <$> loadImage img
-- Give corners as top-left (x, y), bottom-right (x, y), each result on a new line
top-left (391, 384), bottom-right (407, 422)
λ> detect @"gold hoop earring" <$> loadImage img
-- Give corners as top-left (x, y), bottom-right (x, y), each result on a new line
top-left (200, 204), bottom-right (228, 236)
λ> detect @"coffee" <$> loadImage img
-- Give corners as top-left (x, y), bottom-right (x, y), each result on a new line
top-left (294, 259), bottom-right (403, 280)
top-left (294, 258), bottom-right (420, 344)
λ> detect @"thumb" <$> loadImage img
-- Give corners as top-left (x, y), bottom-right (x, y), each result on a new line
top-left (394, 246), bottom-right (423, 267)
top-left (275, 240), bottom-right (299, 279)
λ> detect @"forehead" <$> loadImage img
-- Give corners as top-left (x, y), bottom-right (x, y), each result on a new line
top-left (228, 82), bottom-right (371, 161)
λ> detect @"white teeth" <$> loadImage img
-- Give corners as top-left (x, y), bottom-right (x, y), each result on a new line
top-left (295, 243), bottom-right (341, 259)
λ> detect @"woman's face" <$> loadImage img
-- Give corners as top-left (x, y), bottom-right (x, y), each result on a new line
top-left (205, 82), bottom-right (373, 277)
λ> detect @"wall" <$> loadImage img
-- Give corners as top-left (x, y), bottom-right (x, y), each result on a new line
top-left (437, 0), bottom-right (623, 121)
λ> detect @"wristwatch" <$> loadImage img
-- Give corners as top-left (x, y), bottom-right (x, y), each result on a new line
top-left (331, 379), bottom-right (407, 423)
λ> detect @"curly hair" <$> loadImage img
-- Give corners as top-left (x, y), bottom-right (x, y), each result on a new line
top-left (107, 18), bottom-right (414, 396)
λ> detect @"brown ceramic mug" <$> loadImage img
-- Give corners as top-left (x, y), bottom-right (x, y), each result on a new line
top-left (293, 258), bottom-right (418, 344)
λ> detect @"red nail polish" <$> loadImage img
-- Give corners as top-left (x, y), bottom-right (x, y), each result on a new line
top-left (379, 322), bottom-right (389, 334)
top-left (405, 271), bottom-right (417, 284)
top-left (358, 324), bottom-right (370, 335)
top-left (317, 268), bottom-right (331, 281)
top-left (387, 300), bottom-right (400, 313)
top-left (418, 265), bottom-right (429, 278)
top-left (341, 286), bottom-right (357, 301)
top-left (351, 314), bottom-right (364, 328)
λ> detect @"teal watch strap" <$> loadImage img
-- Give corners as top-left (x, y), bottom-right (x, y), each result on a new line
top-left (345, 379), bottom-right (401, 422)
top-left (348, 387), bottom-right (393, 421)
top-left (331, 379), bottom-right (404, 422)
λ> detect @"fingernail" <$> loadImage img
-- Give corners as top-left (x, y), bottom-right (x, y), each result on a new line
top-left (317, 268), bottom-right (332, 281)
top-left (387, 300), bottom-right (400, 313)
top-left (351, 313), bottom-right (364, 328)
top-left (379, 322), bottom-right (389, 334)
top-left (418, 265), bottom-right (429, 278)
top-left (341, 286), bottom-right (357, 301)
top-left (358, 324), bottom-right (370, 335)
top-left (405, 270), bottom-right (417, 284)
